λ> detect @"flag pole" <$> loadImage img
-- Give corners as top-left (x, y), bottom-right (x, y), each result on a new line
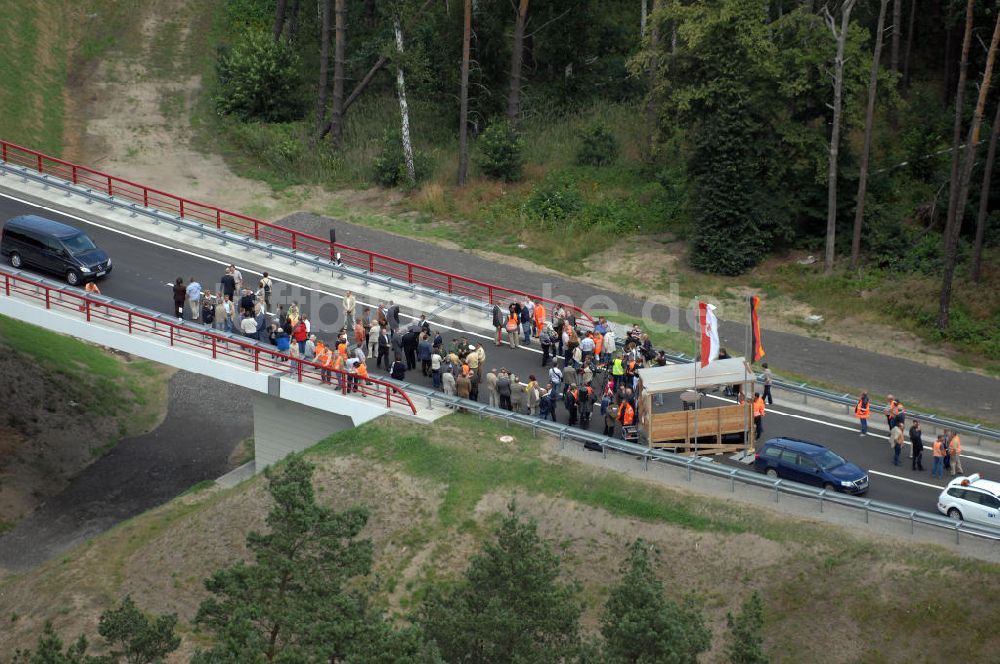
top-left (693, 300), bottom-right (699, 457)
top-left (744, 294), bottom-right (751, 363)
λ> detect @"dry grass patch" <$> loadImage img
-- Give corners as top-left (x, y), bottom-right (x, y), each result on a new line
top-left (4, 414), bottom-right (1000, 662)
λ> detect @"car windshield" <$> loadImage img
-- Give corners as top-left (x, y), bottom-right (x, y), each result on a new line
top-left (815, 449), bottom-right (846, 471)
top-left (62, 233), bottom-right (97, 254)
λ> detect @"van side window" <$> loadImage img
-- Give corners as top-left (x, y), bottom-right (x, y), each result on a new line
top-left (17, 231), bottom-right (43, 250)
top-left (764, 447), bottom-right (782, 459)
top-left (42, 237), bottom-right (62, 252)
top-left (798, 456), bottom-right (819, 471)
top-left (780, 450), bottom-right (800, 465)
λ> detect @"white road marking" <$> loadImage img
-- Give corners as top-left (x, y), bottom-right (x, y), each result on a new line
top-left (3, 190), bottom-right (995, 483)
top-left (867, 470), bottom-right (943, 490)
top-left (0, 190), bottom-right (543, 351)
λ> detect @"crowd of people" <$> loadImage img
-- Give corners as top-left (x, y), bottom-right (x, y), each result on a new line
top-left (855, 393), bottom-right (964, 478)
top-left (166, 266), bottom-right (982, 487)
top-left (167, 271), bottom-right (681, 438)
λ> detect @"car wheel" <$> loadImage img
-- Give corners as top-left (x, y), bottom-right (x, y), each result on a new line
top-left (947, 508), bottom-right (963, 521)
top-left (66, 270), bottom-right (80, 286)
top-left (9, 252), bottom-right (22, 268)
top-left (765, 468), bottom-right (778, 479)
top-left (823, 482), bottom-right (836, 492)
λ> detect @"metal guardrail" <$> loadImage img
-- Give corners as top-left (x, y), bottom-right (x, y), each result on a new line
top-left (1, 239), bottom-right (996, 546)
top-left (398, 384), bottom-right (1000, 546)
top-left (0, 267), bottom-right (418, 414)
top-left (0, 139), bottom-right (593, 324)
top-left (3, 155), bottom-right (998, 448)
top-left (0, 160), bottom-right (495, 316)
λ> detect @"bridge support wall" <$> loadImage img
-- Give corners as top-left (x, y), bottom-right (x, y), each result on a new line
top-left (251, 386), bottom-right (384, 470)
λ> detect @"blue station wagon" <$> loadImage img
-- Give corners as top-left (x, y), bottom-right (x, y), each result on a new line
top-left (754, 438), bottom-right (869, 495)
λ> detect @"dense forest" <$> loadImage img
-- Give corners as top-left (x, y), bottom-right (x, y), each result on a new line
top-left (210, 0), bottom-right (1000, 343)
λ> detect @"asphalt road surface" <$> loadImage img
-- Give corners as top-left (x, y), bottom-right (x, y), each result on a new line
top-left (283, 212), bottom-right (1000, 425)
top-left (1, 194), bottom-right (997, 517)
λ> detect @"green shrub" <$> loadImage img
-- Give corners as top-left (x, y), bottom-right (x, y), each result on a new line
top-left (371, 132), bottom-right (432, 188)
top-left (228, 122), bottom-right (304, 172)
top-left (476, 120), bottom-right (524, 181)
top-left (215, 31), bottom-right (305, 122)
top-left (576, 124), bottom-right (620, 166)
top-left (523, 183), bottom-right (585, 224)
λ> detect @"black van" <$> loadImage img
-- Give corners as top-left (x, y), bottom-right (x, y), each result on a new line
top-left (1, 215), bottom-right (111, 286)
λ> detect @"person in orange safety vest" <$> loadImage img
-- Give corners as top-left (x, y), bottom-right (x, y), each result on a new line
top-left (752, 393), bottom-right (766, 440)
top-left (854, 391), bottom-right (871, 436)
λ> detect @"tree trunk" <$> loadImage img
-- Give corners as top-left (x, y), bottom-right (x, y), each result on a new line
top-left (288, 0), bottom-right (302, 42)
top-left (273, 0), bottom-right (288, 41)
top-left (364, 0), bottom-right (375, 25)
top-left (457, 0), bottom-right (472, 186)
top-left (315, 0), bottom-right (332, 141)
top-left (850, 0), bottom-right (890, 270)
top-left (641, 0), bottom-right (648, 39)
top-left (823, 0), bottom-right (856, 275)
top-left (506, 0), bottom-right (530, 124)
top-left (645, 0), bottom-right (659, 157)
top-left (890, 0), bottom-right (901, 72)
top-left (937, 0), bottom-right (976, 328)
top-left (939, 11), bottom-right (1000, 328)
top-left (329, 0), bottom-right (347, 148)
top-left (393, 18), bottom-right (416, 185)
top-left (318, 0), bottom-right (437, 140)
top-left (902, 0), bottom-right (916, 88)
top-left (943, 20), bottom-right (954, 104)
top-left (971, 100), bottom-right (1000, 282)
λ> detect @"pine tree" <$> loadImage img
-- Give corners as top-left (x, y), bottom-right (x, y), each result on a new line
top-left (600, 540), bottom-right (710, 664)
top-left (688, 102), bottom-right (768, 276)
top-left (725, 592), bottom-right (769, 664)
top-left (420, 502), bottom-right (583, 663)
top-left (192, 454), bottom-right (375, 663)
top-left (97, 596), bottom-right (180, 664)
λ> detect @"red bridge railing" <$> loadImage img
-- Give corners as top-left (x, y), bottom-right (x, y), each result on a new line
top-left (0, 140), bottom-right (593, 326)
top-left (0, 269), bottom-right (417, 415)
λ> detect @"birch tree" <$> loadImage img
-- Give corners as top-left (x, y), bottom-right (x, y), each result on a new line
top-left (850, 0), bottom-right (890, 270)
top-left (318, 0), bottom-right (436, 141)
top-left (506, 0), bottom-right (530, 124)
top-left (457, 0), bottom-right (473, 186)
top-left (823, 0), bottom-right (856, 275)
top-left (394, 17), bottom-right (416, 185)
top-left (940, 10), bottom-right (1000, 327)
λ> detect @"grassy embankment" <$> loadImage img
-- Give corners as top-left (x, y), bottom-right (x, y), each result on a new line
top-left (2, 413), bottom-right (998, 662)
top-left (0, 316), bottom-right (169, 435)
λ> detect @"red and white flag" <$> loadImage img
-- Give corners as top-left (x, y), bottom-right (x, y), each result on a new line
top-left (699, 301), bottom-right (719, 368)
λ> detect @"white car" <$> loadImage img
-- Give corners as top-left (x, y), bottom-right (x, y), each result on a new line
top-left (937, 474), bottom-right (1000, 526)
